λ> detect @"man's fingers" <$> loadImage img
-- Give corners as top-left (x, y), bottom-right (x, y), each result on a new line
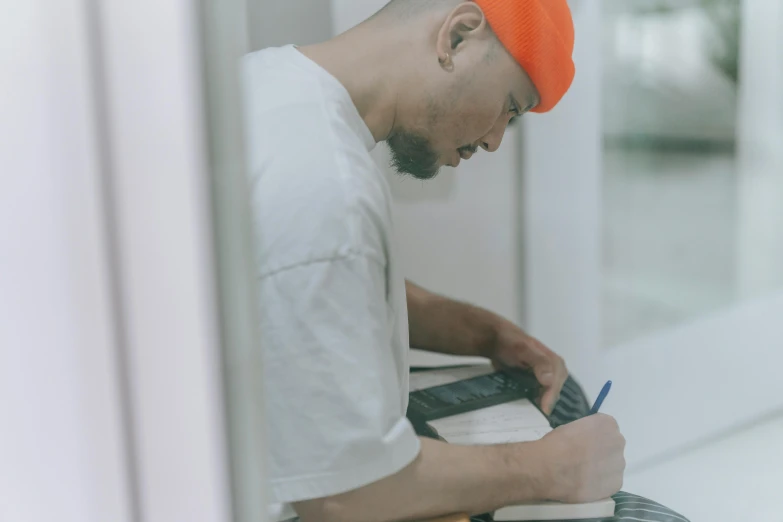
top-left (536, 369), bottom-right (554, 385)
top-left (523, 340), bottom-right (553, 368)
top-left (521, 343), bottom-right (555, 385)
top-left (540, 345), bottom-right (567, 390)
top-left (540, 387), bottom-right (558, 415)
top-left (529, 344), bottom-right (562, 386)
top-left (541, 361), bottom-right (567, 415)
top-left (494, 334), bottom-right (568, 416)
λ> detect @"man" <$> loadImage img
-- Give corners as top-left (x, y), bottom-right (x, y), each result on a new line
top-left (242, 1), bottom-right (689, 521)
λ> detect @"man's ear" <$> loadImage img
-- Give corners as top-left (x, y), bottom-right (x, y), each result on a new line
top-left (435, 2), bottom-right (489, 67)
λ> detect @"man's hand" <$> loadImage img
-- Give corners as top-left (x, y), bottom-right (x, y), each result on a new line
top-left (538, 414), bottom-right (626, 503)
top-left (405, 280), bottom-right (568, 414)
top-left (487, 318), bottom-right (568, 415)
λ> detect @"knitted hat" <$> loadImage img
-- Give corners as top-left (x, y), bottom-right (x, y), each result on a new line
top-left (475, 0), bottom-right (575, 113)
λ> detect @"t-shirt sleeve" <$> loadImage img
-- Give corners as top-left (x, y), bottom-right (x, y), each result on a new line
top-left (258, 252), bottom-right (420, 504)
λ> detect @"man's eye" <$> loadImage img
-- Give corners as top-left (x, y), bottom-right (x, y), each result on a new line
top-left (508, 102), bottom-right (522, 124)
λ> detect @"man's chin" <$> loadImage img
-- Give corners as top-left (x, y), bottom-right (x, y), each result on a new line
top-left (387, 132), bottom-right (441, 180)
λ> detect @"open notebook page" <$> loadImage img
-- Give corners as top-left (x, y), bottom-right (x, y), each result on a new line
top-left (409, 366), bottom-right (551, 444)
top-left (429, 399), bottom-right (552, 444)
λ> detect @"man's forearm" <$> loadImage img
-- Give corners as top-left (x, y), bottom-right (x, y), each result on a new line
top-left (294, 437), bottom-right (550, 522)
top-left (406, 280), bottom-right (499, 358)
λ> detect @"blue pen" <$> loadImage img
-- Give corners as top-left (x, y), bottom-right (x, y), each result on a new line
top-left (589, 380), bottom-right (612, 414)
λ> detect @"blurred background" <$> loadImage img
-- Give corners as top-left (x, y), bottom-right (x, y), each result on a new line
top-left (2, 1), bottom-right (782, 521)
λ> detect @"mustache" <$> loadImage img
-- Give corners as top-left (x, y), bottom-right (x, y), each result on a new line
top-left (459, 144), bottom-right (478, 155)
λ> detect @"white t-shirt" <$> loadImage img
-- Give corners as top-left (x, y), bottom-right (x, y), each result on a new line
top-left (241, 46), bottom-right (421, 521)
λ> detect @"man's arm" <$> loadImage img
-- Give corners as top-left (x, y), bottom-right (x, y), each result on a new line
top-left (294, 415), bottom-right (626, 522)
top-left (295, 437), bottom-right (543, 522)
top-left (406, 280), bottom-right (498, 358)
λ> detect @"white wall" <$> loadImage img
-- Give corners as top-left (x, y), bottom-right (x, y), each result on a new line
top-left (96, 0), bottom-right (234, 520)
top-left (380, 137), bottom-right (524, 324)
top-left (332, 0), bottom-right (384, 32)
top-left (0, 2), bottom-right (132, 521)
top-left (247, 0), bottom-right (333, 50)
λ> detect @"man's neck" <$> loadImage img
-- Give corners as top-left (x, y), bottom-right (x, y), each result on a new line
top-left (298, 25), bottom-right (412, 143)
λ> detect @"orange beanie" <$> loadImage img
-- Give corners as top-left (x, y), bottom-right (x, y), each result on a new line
top-left (474, 0), bottom-right (575, 113)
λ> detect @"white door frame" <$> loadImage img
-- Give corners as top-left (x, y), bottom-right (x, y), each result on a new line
top-left (2, 2), bottom-right (134, 520)
top-left (522, 0), bottom-right (603, 385)
top-left (522, 1), bottom-right (783, 470)
top-left (94, 0), bottom-right (240, 520)
top-left (6, 1), bottom-right (262, 520)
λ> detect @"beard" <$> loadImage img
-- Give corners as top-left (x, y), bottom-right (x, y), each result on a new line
top-left (387, 130), bottom-right (441, 181)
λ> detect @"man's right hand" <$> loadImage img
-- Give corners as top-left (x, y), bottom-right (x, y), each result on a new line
top-left (294, 417), bottom-right (626, 522)
top-left (537, 413), bottom-right (626, 503)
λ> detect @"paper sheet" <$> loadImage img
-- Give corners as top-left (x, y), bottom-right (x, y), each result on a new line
top-left (429, 399), bottom-right (552, 445)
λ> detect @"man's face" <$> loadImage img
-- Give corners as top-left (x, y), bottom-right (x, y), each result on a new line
top-left (387, 36), bottom-right (539, 180)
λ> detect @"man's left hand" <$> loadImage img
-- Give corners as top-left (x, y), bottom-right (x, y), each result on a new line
top-left (486, 319), bottom-right (568, 415)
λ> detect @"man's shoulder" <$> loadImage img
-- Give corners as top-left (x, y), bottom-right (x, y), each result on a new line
top-left (241, 47), bottom-right (393, 276)
top-left (248, 145), bottom-right (392, 274)
top-left (245, 130), bottom-right (391, 281)
top-left (242, 46), bottom-right (316, 112)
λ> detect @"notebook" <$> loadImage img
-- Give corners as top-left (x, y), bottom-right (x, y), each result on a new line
top-left (408, 366), bottom-right (615, 522)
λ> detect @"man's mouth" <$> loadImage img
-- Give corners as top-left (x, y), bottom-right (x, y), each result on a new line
top-left (458, 146), bottom-right (478, 161)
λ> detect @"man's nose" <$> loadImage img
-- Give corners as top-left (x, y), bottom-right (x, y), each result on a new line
top-left (479, 118), bottom-right (508, 153)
